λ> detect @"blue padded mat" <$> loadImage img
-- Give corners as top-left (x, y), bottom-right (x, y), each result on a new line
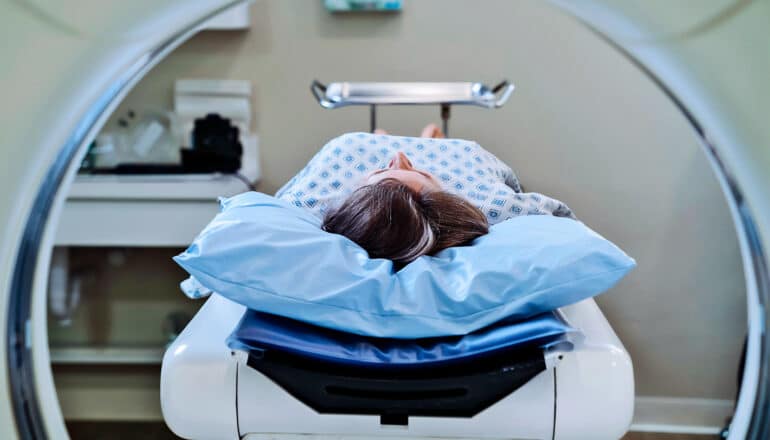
top-left (227, 310), bottom-right (577, 367)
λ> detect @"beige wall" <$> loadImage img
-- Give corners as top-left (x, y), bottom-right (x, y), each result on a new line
top-left (105, 0), bottom-right (746, 399)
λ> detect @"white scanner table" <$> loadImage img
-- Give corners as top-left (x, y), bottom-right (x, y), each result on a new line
top-left (161, 295), bottom-right (633, 439)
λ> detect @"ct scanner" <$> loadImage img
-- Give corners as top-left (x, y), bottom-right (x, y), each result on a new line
top-left (0, 1), bottom-right (768, 438)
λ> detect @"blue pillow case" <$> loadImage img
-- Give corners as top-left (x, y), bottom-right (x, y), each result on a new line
top-left (174, 192), bottom-right (635, 339)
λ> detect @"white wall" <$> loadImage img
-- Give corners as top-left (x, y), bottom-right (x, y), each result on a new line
top-left (105, 0), bottom-right (746, 400)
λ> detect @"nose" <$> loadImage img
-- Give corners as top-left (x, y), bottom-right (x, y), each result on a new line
top-left (389, 152), bottom-right (413, 170)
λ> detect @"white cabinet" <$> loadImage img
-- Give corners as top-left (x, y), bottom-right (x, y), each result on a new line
top-left (55, 174), bottom-right (251, 247)
top-left (50, 173), bottom-right (253, 424)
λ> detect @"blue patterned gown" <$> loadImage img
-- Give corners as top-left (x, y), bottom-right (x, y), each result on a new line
top-left (276, 132), bottom-right (574, 225)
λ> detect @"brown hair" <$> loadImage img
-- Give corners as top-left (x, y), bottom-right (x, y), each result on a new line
top-left (322, 179), bottom-right (489, 265)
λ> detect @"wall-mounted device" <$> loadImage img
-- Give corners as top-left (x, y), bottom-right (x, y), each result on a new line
top-left (182, 113), bottom-right (242, 173)
top-left (324, 0), bottom-right (402, 12)
top-left (174, 78), bottom-right (258, 177)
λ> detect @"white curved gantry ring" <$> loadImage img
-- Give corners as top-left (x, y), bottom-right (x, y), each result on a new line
top-left (2, 1), bottom-right (768, 439)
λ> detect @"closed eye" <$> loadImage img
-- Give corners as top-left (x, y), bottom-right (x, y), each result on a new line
top-left (370, 168), bottom-right (433, 180)
top-left (417, 171), bottom-right (433, 179)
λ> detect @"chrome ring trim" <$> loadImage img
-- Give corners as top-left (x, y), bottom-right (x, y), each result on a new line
top-left (553, 16), bottom-right (769, 439)
top-left (5, 2), bottom-right (247, 438)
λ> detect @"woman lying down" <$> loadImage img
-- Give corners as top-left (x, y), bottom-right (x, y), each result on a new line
top-left (276, 123), bottom-right (575, 266)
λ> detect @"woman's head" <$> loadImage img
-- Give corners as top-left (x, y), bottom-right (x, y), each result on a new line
top-left (366, 151), bottom-right (442, 192)
top-left (322, 177), bottom-right (489, 265)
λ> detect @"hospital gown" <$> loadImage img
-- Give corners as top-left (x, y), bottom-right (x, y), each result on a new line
top-left (276, 132), bottom-right (575, 225)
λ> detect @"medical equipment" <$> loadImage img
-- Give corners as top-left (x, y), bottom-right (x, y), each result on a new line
top-left (182, 113), bottom-right (243, 173)
top-left (311, 80), bottom-right (515, 135)
top-left (1, 2), bottom-right (769, 440)
top-left (325, 0), bottom-right (403, 12)
top-left (173, 79), bottom-right (260, 179)
top-left (162, 294), bottom-right (632, 439)
top-left (85, 79), bottom-right (254, 175)
top-left (47, 248), bottom-right (80, 326)
top-left (82, 110), bottom-right (178, 171)
top-left (161, 87), bottom-right (634, 438)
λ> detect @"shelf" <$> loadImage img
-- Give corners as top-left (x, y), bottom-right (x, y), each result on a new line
top-left (55, 176), bottom-right (252, 246)
top-left (50, 346), bottom-right (166, 365)
top-left (55, 197), bottom-right (224, 247)
top-left (67, 173), bottom-right (252, 201)
top-left (55, 134), bottom-right (260, 247)
top-left (70, 132), bottom-right (260, 201)
top-left (55, 366), bottom-right (164, 421)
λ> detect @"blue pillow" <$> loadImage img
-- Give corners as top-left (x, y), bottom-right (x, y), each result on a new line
top-left (174, 192), bottom-right (635, 339)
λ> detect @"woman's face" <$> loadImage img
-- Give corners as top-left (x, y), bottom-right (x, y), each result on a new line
top-left (366, 152), bottom-right (442, 193)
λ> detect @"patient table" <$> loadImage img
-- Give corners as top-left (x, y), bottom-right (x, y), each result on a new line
top-left (161, 81), bottom-right (633, 439)
top-left (161, 294), bottom-right (633, 439)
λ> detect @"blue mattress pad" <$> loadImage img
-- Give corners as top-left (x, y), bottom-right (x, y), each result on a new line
top-left (227, 309), bottom-right (577, 368)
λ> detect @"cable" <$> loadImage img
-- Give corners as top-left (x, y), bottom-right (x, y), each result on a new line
top-left (234, 172), bottom-right (256, 191)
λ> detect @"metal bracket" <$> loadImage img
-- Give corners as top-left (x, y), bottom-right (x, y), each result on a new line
top-left (310, 80), bottom-right (515, 135)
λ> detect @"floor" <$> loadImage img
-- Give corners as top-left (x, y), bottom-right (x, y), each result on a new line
top-left (66, 422), bottom-right (717, 440)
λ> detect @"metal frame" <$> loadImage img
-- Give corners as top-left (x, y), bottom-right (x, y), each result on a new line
top-left (310, 80), bottom-right (515, 135)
